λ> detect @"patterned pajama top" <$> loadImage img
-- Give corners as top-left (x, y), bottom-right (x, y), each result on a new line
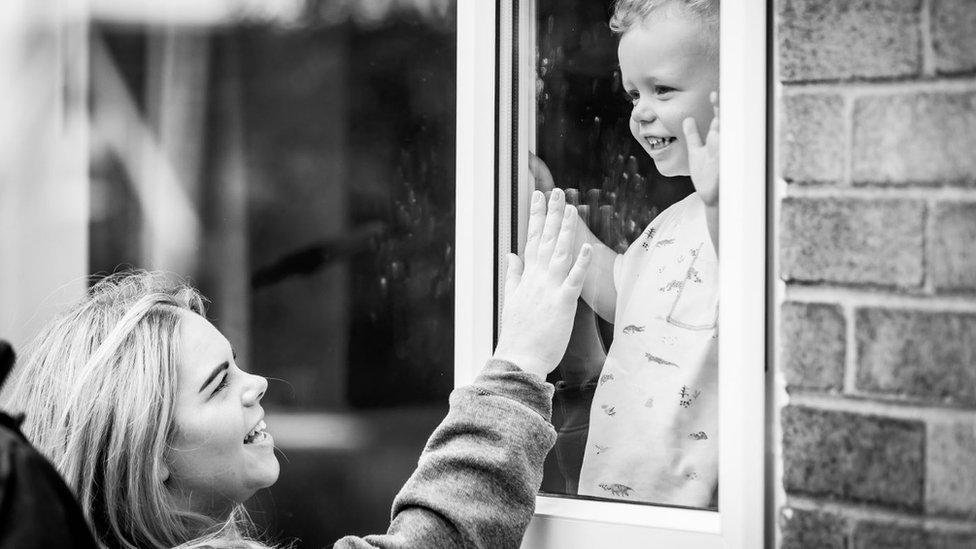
top-left (578, 192), bottom-right (719, 507)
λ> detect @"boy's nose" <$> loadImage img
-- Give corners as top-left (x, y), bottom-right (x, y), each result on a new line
top-left (631, 101), bottom-right (657, 124)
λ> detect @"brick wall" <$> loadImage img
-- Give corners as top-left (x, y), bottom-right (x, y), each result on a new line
top-left (774, 0), bottom-right (976, 546)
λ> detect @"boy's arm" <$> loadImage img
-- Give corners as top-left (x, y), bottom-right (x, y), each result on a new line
top-left (579, 232), bottom-right (618, 322)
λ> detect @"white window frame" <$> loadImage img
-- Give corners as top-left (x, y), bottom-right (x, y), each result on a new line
top-left (455, 0), bottom-right (768, 546)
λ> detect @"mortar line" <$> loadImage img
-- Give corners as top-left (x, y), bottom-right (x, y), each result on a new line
top-left (842, 301), bottom-right (858, 395)
top-left (784, 185), bottom-right (976, 202)
top-left (786, 495), bottom-right (976, 531)
top-left (784, 285), bottom-right (976, 312)
top-left (781, 78), bottom-right (976, 96)
top-left (923, 197), bottom-right (936, 294)
top-left (842, 92), bottom-right (854, 187)
top-left (789, 392), bottom-right (976, 423)
top-left (920, 0), bottom-right (937, 77)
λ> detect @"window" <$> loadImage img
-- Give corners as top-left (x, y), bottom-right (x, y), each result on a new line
top-left (456, 0), bottom-right (767, 546)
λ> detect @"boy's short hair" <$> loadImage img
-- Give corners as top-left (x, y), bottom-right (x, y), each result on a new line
top-left (610, 0), bottom-right (719, 55)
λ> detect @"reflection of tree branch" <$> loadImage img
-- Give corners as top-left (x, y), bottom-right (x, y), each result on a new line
top-left (90, 33), bottom-right (202, 274)
top-left (251, 221), bottom-right (387, 289)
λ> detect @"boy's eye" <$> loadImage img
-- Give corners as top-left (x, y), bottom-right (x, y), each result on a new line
top-left (654, 85), bottom-right (676, 96)
top-left (625, 90), bottom-right (640, 105)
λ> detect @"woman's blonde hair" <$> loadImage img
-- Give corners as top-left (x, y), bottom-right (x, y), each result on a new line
top-left (0, 271), bottom-right (270, 549)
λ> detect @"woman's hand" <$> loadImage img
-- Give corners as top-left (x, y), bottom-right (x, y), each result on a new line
top-left (492, 188), bottom-right (592, 379)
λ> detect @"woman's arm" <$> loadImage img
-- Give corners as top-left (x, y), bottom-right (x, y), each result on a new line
top-left (334, 360), bottom-right (555, 549)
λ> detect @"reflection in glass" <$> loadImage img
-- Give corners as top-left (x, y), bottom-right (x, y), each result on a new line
top-left (87, 3), bottom-right (456, 545)
top-left (532, 0), bottom-right (718, 510)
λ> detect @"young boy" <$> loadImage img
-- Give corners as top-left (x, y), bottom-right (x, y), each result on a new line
top-left (531, 0), bottom-right (719, 507)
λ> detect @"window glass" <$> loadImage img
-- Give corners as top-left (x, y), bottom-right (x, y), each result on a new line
top-left (87, 3), bottom-right (456, 544)
top-left (531, 0), bottom-right (718, 511)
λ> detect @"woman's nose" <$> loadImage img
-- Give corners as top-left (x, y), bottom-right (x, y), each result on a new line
top-left (243, 374), bottom-right (268, 405)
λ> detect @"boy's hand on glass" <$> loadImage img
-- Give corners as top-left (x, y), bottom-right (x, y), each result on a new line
top-left (528, 152), bottom-right (555, 197)
top-left (493, 189), bottom-right (592, 379)
top-left (529, 152), bottom-right (593, 253)
top-left (683, 91), bottom-right (719, 207)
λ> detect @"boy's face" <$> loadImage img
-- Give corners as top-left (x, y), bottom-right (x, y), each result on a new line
top-left (619, 8), bottom-right (719, 177)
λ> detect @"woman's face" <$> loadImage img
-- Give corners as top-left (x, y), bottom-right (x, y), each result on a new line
top-left (166, 311), bottom-right (279, 514)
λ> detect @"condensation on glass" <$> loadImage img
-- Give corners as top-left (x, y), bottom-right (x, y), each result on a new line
top-left (85, 2), bottom-right (456, 545)
top-left (529, 0), bottom-right (717, 511)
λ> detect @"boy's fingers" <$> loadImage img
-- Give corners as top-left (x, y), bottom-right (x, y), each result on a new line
top-left (504, 253), bottom-right (523, 299)
top-left (682, 117), bottom-right (702, 149)
top-left (537, 188), bottom-right (565, 264)
top-left (550, 205), bottom-right (578, 279)
top-left (563, 244), bottom-right (592, 292)
top-left (523, 191), bottom-right (546, 263)
top-left (529, 153), bottom-right (555, 194)
top-left (707, 118), bottom-right (720, 155)
top-left (710, 92), bottom-right (720, 132)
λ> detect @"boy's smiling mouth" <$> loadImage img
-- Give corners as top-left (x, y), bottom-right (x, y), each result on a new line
top-left (643, 135), bottom-right (677, 151)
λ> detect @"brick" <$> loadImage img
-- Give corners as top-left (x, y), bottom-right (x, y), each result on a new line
top-left (780, 198), bottom-right (925, 288)
top-left (781, 302), bottom-right (846, 392)
top-left (856, 308), bottom-right (976, 406)
top-left (781, 405), bottom-right (925, 510)
top-left (926, 419), bottom-right (976, 516)
top-left (780, 507), bottom-right (849, 549)
top-left (778, 0), bottom-right (922, 82)
top-left (931, 202), bottom-right (976, 291)
top-left (780, 94), bottom-right (847, 185)
top-left (853, 522), bottom-right (934, 549)
top-left (932, 0), bottom-right (976, 74)
top-left (937, 532), bottom-right (976, 549)
top-left (853, 522), bottom-right (976, 549)
top-left (852, 93), bottom-right (976, 186)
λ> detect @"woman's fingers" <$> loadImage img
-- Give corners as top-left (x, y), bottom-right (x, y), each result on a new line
top-left (563, 244), bottom-right (592, 293)
top-left (523, 190), bottom-right (546, 263)
top-left (536, 188), bottom-right (565, 264)
top-left (549, 204), bottom-right (578, 279)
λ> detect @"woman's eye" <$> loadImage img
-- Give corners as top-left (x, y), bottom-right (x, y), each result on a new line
top-left (213, 375), bottom-right (230, 395)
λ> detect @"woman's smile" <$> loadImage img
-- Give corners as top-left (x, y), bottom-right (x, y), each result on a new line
top-left (243, 419), bottom-right (274, 446)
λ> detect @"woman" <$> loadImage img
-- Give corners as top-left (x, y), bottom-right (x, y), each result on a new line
top-left (0, 190), bottom-right (589, 549)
